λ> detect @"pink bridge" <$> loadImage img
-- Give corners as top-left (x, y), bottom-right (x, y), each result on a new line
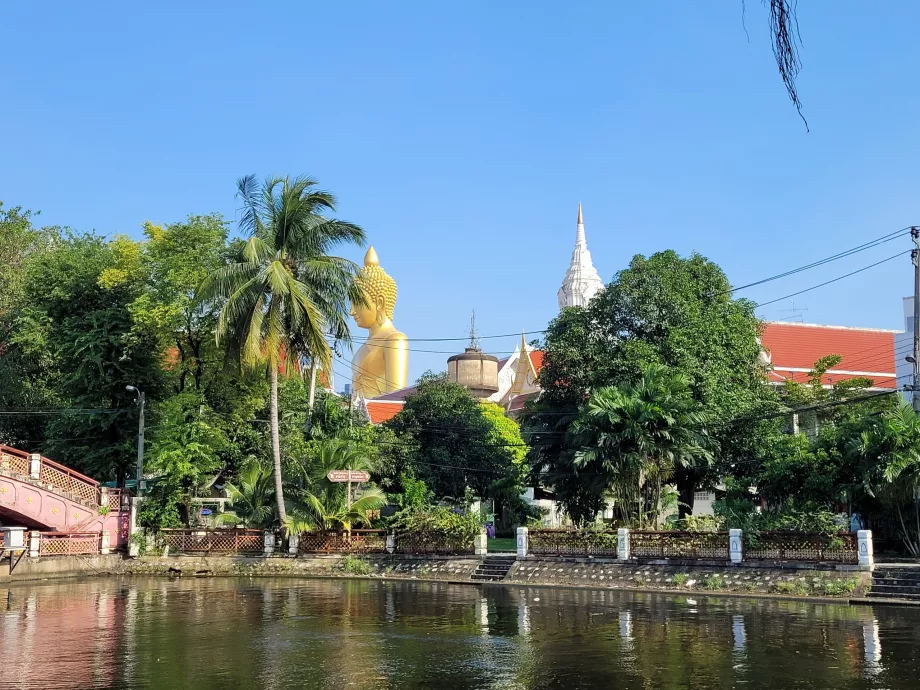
top-left (0, 445), bottom-right (129, 550)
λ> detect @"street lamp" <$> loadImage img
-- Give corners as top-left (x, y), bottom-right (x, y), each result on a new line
top-left (126, 385), bottom-right (146, 497)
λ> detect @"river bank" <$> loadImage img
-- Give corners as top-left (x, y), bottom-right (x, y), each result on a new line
top-left (0, 552), bottom-right (877, 602)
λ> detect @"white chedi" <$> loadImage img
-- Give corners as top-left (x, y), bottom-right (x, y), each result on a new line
top-left (557, 203), bottom-right (604, 310)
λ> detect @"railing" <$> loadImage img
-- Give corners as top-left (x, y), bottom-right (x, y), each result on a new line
top-left (160, 529), bottom-right (263, 554)
top-left (298, 530), bottom-right (388, 554)
top-left (393, 530), bottom-right (473, 555)
top-left (0, 445), bottom-right (102, 507)
top-left (37, 532), bottom-right (101, 556)
top-left (630, 531), bottom-right (730, 559)
top-left (528, 529), bottom-right (620, 557)
top-left (743, 532), bottom-right (858, 563)
top-left (105, 488), bottom-right (123, 513)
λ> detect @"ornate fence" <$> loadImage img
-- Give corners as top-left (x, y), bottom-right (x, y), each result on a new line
top-left (0, 445), bottom-right (104, 507)
top-left (0, 448), bottom-right (28, 476)
top-left (528, 529), bottom-right (620, 557)
top-left (160, 529), bottom-right (264, 554)
top-left (630, 531), bottom-right (730, 559)
top-left (37, 532), bottom-right (100, 556)
top-left (743, 532), bottom-right (858, 563)
top-left (298, 530), bottom-right (388, 554)
top-left (393, 530), bottom-right (473, 555)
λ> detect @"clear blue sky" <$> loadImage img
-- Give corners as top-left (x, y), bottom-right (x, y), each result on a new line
top-left (3, 2), bottom-right (919, 384)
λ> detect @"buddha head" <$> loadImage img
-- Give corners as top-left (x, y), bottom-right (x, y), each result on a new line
top-left (352, 246), bottom-right (397, 329)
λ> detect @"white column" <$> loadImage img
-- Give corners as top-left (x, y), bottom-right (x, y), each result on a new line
top-left (386, 533), bottom-right (395, 554)
top-left (28, 454), bottom-right (40, 480)
top-left (128, 497), bottom-right (144, 557)
top-left (729, 529), bottom-right (743, 564)
top-left (263, 531), bottom-right (275, 555)
top-left (617, 528), bottom-right (630, 560)
top-left (100, 531), bottom-right (111, 555)
top-left (28, 531), bottom-right (39, 558)
top-left (516, 527), bottom-right (528, 560)
top-left (858, 530), bottom-right (874, 570)
top-left (288, 532), bottom-right (299, 555)
top-left (474, 532), bottom-right (487, 556)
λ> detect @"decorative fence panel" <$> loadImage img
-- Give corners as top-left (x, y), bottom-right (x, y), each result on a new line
top-left (160, 529), bottom-right (263, 554)
top-left (630, 531), bottom-right (730, 559)
top-left (393, 531), bottom-right (473, 555)
top-left (528, 529), bottom-right (620, 557)
top-left (38, 458), bottom-right (99, 505)
top-left (38, 532), bottom-right (100, 556)
top-left (106, 489), bottom-right (124, 513)
top-left (298, 530), bottom-right (388, 554)
top-left (0, 449), bottom-right (28, 476)
top-left (743, 532), bottom-right (858, 563)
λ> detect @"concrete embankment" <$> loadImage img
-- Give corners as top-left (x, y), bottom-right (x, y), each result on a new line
top-left (0, 553), bottom-right (873, 602)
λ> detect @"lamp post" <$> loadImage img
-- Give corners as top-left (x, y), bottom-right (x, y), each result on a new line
top-left (126, 385), bottom-right (146, 497)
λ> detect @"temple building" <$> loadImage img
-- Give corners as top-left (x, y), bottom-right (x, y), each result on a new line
top-left (359, 205), bottom-right (899, 424)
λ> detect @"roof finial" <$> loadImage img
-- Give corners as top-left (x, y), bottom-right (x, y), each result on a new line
top-left (577, 202), bottom-right (583, 226)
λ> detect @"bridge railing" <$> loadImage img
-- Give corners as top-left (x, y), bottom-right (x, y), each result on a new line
top-left (0, 445), bottom-right (111, 509)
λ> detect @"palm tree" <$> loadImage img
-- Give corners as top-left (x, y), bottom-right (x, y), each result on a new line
top-left (286, 439), bottom-right (386, 533)
top-left (217, 461), bottom-right (277, 529)
top-left (569, 363), bottom-right (712, 527)
top-left (199, 175), bottom-right (366, 523)
top-left (851, 403), bottom-right (920, 556)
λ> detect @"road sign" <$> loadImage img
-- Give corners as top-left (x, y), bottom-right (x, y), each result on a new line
top-left (326, 470), bottom-right (371, 483)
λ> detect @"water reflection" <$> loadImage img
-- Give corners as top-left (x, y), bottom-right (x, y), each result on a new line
top-left (0, 578), bottom-right (918, 688)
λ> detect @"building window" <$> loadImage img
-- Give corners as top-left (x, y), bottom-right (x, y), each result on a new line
top-left (694, 491), bottom-right (712, 502)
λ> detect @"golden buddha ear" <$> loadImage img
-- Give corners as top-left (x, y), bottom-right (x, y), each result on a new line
top-left (375, 295), bottom-right (386, 325)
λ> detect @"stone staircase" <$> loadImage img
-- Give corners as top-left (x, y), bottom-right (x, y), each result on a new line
top-left (471, 556), bottom-right (516, 582)
top-left (869, 566), bottom-right (920, 601)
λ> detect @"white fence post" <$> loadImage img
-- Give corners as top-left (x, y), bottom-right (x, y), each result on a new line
top-left (617, 528), bottom-right (630, 560)
top-left (128, 497), bottom-right (145, 557)
top-left (100, 530), bottom-right (111, 555)
top-left (28, 453), bottom-right (41, 480)
top-left (263, 531), bottom-right (275, 555)
top-left (288, 532), bottom-right (299, 555)
top-left (474, 531), bottom-right (487, 556)
top-left (729, 529), bottom-right (743, 564)
top-left (29, 531), bottom-right (40, 558)
top-left (386, 533), bottom-right (396, 554)
top-left (516, 527), bottom-right (528, 560)
top-left (858, 530), bottom-right (874, 570)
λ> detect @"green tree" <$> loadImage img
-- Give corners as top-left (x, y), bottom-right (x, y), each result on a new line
top-left (218, 461), bottom-right (278, 529)
top-left (384, 373), bottom-right (525, 506)
top-left (568, 363), bottom-right (712, 526)
top-left (199, 175), bottom-right (366, 523)
top-left (530, 250), bottom-right (770, 517)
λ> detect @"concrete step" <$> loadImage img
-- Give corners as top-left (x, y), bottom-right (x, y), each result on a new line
top-left (471, 574), bottom-right (505, 582)
top-left (872, 577), bottom-right (920, 588)
top-left (482, 558), bottom-right (516, 564)
top-left (869, 584), bottom-right (920, 596)
top-left (868, 590), bottom-right (920, 601)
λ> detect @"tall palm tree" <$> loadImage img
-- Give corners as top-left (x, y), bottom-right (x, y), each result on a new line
top-left (570, 363), bottom-right (712, 527)
top-left (199, 175), bottom-right (366, 522)
top-left (286, 439), bottom-right (386, 533)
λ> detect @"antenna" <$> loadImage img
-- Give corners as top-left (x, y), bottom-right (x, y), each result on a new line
top-left (469, 310), bottom-right (480, 350)
top-left (777, 300), bottom-right (808, 322)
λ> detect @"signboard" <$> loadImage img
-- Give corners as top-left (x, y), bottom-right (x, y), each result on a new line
top-left (326, 470), bottom-right (371, 483)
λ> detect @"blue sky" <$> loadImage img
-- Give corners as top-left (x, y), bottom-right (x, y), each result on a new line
top-left (3, 2), bottom-right (919, 384)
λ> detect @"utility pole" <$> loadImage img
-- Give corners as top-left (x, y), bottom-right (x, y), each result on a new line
top-left (126, 385), bottom-right (146, 496)
top-left (913, 227), bottom-right (920, 412)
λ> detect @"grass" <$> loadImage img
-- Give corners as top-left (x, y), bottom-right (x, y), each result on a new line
top-left (672, 573), bottom-right (690, 587)
top-left (704, 574), bottom-right (726, 591)
top-left (773, 580), bottom-right (809, 596)
top-left (341, 555), bottom-right (372, 576)
top-left (488, 538), bottom-right (517, 552)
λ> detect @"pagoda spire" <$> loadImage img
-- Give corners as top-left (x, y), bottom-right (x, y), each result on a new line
top-left (557, 203), bottom-right (604, 310)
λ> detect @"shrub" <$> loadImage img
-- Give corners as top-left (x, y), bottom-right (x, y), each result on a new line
top-left (774, 580), bottom-right (808, 596)
top-left (672, 573), bottom-right (690, 587)
top-left (814, 578), bottom-right (857, 596)
top-left (394, 506), bottom-right (482, 546)
top-left (704, 574), bottom-right (726, 590)
top-left (633, 575), bottom-right (649, 587)
top-left (341, 555), bottom-right (372, 576)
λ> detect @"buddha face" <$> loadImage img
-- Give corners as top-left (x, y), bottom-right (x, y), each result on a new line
top-left (351, 297), bottom-right (384, 329)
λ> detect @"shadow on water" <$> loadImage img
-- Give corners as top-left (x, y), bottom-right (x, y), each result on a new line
top-left (0, 576), bottom-right (919, 689)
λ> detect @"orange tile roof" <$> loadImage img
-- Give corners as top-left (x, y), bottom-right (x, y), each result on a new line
top-left (366, 401), bottom-right (404, 424)
top-left (761, 322), bottom-right (898, 389)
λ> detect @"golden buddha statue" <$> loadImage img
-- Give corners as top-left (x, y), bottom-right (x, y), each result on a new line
top-left (350, 246), bottom-right (409, 398)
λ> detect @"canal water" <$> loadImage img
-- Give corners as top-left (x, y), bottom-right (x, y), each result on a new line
top-left (1, 577), bottom-right (918, 689)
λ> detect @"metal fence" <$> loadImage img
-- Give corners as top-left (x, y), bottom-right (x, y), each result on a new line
top-left (298, 530), bottom-right (388, 554)
top-left (528, 529), bottom-right (620, 557)
top-left (393, 530), bottom-right (473, 555)
top-left (743, 532), bottom-right (858, 563)
top-left (160, 529), bottom-right (264, 554)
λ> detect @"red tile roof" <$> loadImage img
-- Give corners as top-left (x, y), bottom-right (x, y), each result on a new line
top-left (761, 322), bottom-right (898, 389)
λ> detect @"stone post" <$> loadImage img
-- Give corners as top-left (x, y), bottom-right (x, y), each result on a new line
top-left (99, 486), bottom-right (110, 510)
top-left (858, 529), bottom-right (874, 570)
top-left (386, 533), bottom-right (395, 554)
top-left (729, 529), bottom-right (743, 564)
top-left (288, 532), bottom-right (299, 555)
top-left (101, 530), bottom-right (111, 555)
top-left (263, 531), bottom-right (275, 556)
top-left (617, 528), bottom-right (630, 560)
top-left (29, 531), bottom-right (40, 558)
top-left (474, 531), bottom-right (487, 556)
top-left (516, 527), bottom-right (528, 560)
top-left (128, 497), bottom-right (145, 557)
top-left (28, 453), bottom-right (41, 480)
